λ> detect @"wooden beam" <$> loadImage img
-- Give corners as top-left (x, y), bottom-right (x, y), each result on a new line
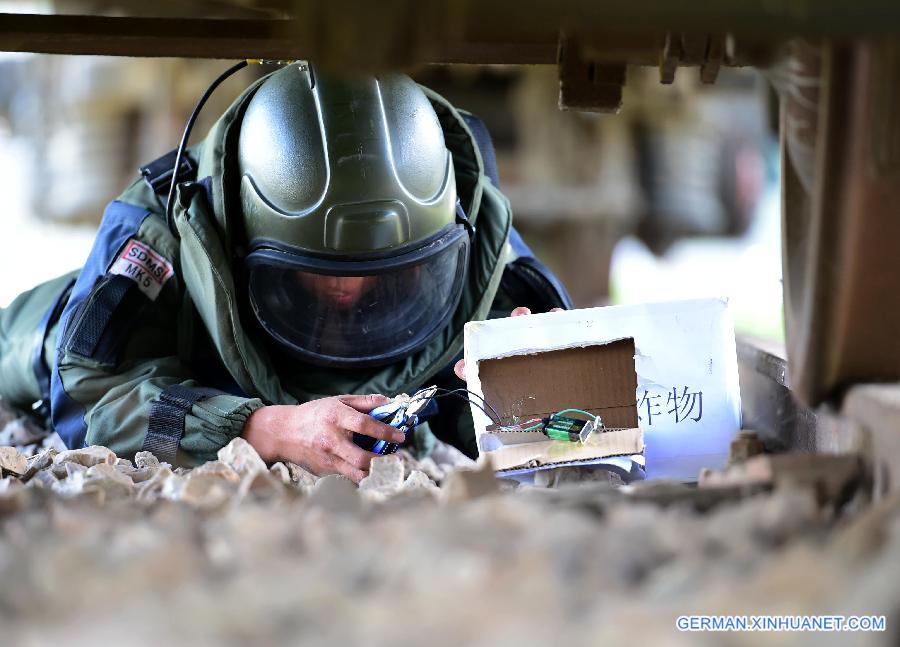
top-left (1, 0), bottom-right (898, 63)
top-left (0, 14), bottom-right (297, 59)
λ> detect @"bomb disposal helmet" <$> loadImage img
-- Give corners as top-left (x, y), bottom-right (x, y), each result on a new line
top-left (238, 64), bottom-right (465, 367)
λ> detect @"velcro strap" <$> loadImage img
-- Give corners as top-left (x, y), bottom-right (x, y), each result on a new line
top-left (67, 274), bottom-right (135, 358)
top-left (142, 385), bottom-right (215, 464)
top-left (31, 278), bottom-right (75, 415)
top-left (139, 149), bottom-right (196, 195)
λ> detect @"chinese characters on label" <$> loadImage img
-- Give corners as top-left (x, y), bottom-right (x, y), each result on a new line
top-left (638, 386), bottom-right (703, 425)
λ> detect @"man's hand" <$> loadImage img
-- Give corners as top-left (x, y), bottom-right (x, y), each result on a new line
top-left (453, 306), bottom-right (563, 381)
top-left (241, 394), bottom-right (404, 483)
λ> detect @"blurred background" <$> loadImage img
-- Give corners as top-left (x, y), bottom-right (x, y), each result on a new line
top-left (0, 48), bottom-right (782, 340)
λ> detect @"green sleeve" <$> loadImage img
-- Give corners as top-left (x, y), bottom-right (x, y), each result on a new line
top-left (59, 352), bottom-right (263, 465)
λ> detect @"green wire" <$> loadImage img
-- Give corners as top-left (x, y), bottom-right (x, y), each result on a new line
top-left (521, 409), bottom-right (596, 432)
top-left (498, 409), bottom-right (599, 432)
top-left (553, 408), bottom-right (597, 420)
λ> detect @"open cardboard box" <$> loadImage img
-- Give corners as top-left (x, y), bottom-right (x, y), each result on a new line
top-left (477, 338), bottom-right (645, 474)
top-left (464, 298), bottom-right (742, 481)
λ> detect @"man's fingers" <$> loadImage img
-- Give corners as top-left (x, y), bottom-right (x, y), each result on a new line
top-left (338, 393), bottom-right (391, 413)
top-left (454, 358), bottom-right (466, 381)
top-left (311, 452), bottom-right (367, 483)
top-left (510, 306), bottom-right (563, 317)
top-left (334, 436), bottom-right (377, 471)
top-left (331, 457), bottom-right (367, 483)
top-left (338, 406), bottom-right (405, 443)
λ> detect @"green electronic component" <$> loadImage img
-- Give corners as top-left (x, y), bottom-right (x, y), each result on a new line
top-left (541, 415), bottom-right (596, 443)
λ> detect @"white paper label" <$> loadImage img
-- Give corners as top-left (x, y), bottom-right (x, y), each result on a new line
top-left (109, 239), bottom-right (174, 301)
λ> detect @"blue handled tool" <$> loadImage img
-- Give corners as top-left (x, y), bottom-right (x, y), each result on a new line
top-left (353, 385), bottom-right (438, 455)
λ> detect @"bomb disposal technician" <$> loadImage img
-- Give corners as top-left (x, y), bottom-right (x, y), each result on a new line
top-left (0, 64), bottom-right (570, 481)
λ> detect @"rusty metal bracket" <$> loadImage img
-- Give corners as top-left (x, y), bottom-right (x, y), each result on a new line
top-left (659, 32), bottom-right (683, 84)
top-left (660, 32), bottom-right (728, 84)
top-left (557, 34), bottom-right (626, 113)
top-left (701, 34), bottom-right (726, 83)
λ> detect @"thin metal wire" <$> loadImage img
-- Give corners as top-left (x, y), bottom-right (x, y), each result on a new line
top-left (165, 59), bottom-right (249, 236)
top-left (432, 390), bottom-right (499, 424)
top-left (405, 387), bottom-right (502, 424)
top-left (405, 387), bottom-right (605, 437)
top-left (434, 387), bottom-right (503, 423)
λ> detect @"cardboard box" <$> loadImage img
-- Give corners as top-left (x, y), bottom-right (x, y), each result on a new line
top-left (464, 298), bottom-right (742, 480)
top-left (477, 338), bottom-right (645, 477)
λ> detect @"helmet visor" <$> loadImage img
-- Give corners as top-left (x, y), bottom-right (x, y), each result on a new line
top-left (247, 225), bottom-right (469, 367)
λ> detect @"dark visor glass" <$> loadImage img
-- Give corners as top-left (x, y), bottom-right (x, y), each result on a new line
top-left (246, 225), bottom-right (469, 367)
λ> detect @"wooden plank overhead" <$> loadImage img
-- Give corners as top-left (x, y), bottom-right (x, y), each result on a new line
top-left (0, 1), bottom-right (897, 63)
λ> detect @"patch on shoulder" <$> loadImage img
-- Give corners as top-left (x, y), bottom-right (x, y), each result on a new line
top-left (109, 238), bottom-right (174, 300)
